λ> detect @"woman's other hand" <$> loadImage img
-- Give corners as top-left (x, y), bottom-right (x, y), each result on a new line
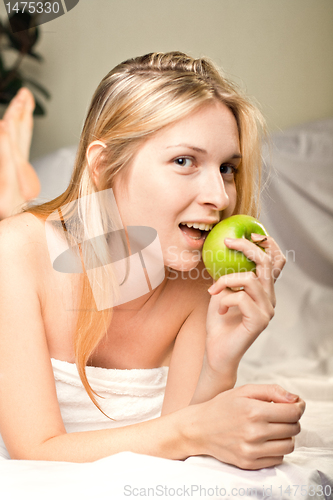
top-left (184, 384), bottom-right (305, 470)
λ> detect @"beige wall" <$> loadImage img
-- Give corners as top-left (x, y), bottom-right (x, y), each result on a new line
top-left (1, 0), bottom-right (332, 159)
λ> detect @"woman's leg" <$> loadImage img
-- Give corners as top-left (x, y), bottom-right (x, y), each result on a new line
top-left (3, 87), bottom-right (40, 200)
top-left (0, 121), bottom-right (24, 219)
top-left (0, 88), bottom-right (40, 219)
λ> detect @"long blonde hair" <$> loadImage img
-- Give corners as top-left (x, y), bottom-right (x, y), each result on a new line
top-left (27, 51), bottom-right (266, 413)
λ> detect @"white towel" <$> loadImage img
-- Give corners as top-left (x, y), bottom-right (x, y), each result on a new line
top-left (0, 359), bottom-right (169, 459)
top-left (51, 358), bottom-right (169, 433)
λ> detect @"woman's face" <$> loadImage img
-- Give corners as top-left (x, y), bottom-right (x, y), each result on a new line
top-left (113, 101), bottom-right (241, 272)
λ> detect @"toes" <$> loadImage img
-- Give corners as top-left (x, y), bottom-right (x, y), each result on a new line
top-left (0, 118), bottom-right (39, 202)
top-left (3, 87), bottom-right (35, 122)
top-left (3, 92), bottom-right (24, 123)
top-left (0, 90), bottom-right (38, 203)
top-left (20, 87), bottom-right (35, 113)
top-left (0, 121), bottom-right (20, 186)
top-left (0, 121), bottom-right (23, 219)
top-left (2, 87), bottom-right (34, 162)
top-left (17, 161), bottom-right (41, 200)
top-left (19, 88), bottom-right (35, 133)
top-left (0, 121), bottom-right (13, 156)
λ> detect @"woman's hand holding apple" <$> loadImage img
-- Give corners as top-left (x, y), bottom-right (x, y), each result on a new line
top-left (202, 217), bottom-right (286, 385)
top-left (205, 234), bottom-right (286, 375)
top-left (188, 217), bottom-right (303, 471)
top-left (190, 218), bottom-right (286, 406)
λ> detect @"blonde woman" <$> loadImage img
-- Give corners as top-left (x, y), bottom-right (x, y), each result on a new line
top-left (0, 52), bottom-right (305, 470)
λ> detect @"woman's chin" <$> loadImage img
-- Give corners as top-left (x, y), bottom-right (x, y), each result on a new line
top-left (165, 258), bottom-right (201, 273)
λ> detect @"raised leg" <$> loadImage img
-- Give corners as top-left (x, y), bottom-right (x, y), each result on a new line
top-left (0, 88), bottom-right (40, 219)
top-left (0, 121), bottom-right (24, 219)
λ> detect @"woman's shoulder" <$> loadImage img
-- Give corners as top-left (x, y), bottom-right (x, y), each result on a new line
top-left (0, 212), bottom-right (46, 267)
top-left (0, 210), bottom-right (45, 241)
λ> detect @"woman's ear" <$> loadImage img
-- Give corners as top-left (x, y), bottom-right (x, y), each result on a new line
top-left (86, 140), bottom-right (107, 187)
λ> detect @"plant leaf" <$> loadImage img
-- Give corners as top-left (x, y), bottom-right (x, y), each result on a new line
top-left (6, 12), bottom-right (39, 52)
top-left (0, 94), bottom-right (11, 105)
top-left (26, 51), bottom-right (43, 62)
top-left (23, 78), bottom-right (51, 99)
top-left (0, 75), bottom-right (24, 103)
top-left (33, 97), bottom-right (45, 116)
top-left (0, 75), bottom-right (24, 94)
top-left (0, 54), bottom-right (6, 77)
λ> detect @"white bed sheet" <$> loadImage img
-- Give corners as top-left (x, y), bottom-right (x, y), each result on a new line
top-left (1, 449), bottom-right (332, 500)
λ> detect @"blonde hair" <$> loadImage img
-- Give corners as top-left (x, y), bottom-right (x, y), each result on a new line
top-left (27, 51), bottom-right (266, 413)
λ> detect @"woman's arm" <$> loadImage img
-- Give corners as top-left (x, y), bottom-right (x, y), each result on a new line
top-left (191, 235), bottom-right (286, 405)
top-left (162, 235), bottom-right (288, 413)
top-left (161, 288), bottom-right (237, 415)
top-left (32, 384), bottom-right (305, 471)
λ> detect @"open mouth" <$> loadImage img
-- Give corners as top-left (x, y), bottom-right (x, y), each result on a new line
top-left (178, 222), bottom-right (214, 241)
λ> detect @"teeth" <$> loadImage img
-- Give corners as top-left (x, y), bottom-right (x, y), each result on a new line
top-left (180, 222), bottom-right (214, 231)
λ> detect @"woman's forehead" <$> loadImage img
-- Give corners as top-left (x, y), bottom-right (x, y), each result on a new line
top-left (140, 102), bottom-right (240, 153)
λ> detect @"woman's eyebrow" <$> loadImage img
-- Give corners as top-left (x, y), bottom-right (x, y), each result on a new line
top-left (166, 144), bottom-right (207, 154)
top-left (166, 143), bottom-right (242, 159)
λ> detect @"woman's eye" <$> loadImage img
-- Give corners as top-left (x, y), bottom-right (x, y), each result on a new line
top-left (174, 157), bottom-right (193, 168)
top-left (220, 164), bottom-right (237, 176)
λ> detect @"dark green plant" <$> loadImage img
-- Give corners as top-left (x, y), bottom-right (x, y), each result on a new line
top-left (0, 11), bottom-right (50, 115)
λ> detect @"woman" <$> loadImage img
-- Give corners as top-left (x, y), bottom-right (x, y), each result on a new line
top-left (0, 51), bottom-right (305, 470)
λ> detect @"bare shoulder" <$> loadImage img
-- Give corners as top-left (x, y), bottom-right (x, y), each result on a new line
top-left (0, 212), bottom-right (45, 257)
top-left (0, 212), bottom-right (49, 288)
top-left (0, 211), bottom-right (44, 238)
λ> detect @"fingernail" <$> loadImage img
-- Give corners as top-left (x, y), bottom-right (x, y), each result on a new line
top-left (251, 233), bottom-right (267, 243)
top-left (224, 238), bottom-right (234, 244)
top-left (208, 285), bottom-right (215, 294)
top-left (285, 392), bottom-right (299, 401)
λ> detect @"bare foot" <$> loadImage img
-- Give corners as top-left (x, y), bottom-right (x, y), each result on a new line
top-left (3, 87), bottom-right (40, 200)
top-left (0, 121), bottom-right (25, 220)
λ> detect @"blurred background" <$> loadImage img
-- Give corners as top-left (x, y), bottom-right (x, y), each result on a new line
top-left (0, 0), bottom-right (332, 160)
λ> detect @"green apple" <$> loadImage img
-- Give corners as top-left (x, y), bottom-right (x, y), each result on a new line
top-left (202, 214), bottom-right (269, 280)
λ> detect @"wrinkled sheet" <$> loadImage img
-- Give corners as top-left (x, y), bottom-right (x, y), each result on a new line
top-left (2, 119), bottom-right (329, 498)
top-left (0, 449), bottom-right (332, 500)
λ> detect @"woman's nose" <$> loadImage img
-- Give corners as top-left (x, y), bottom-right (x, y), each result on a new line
top-left (197, 170), bottom-right (230, 211)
